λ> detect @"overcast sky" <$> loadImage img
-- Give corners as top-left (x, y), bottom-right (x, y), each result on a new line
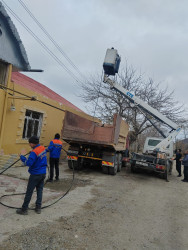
top-left (4, 0), bottom-right (188, 114)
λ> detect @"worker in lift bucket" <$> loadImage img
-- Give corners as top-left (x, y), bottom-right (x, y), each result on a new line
top-left (16, 136), bottom-right (47, 215)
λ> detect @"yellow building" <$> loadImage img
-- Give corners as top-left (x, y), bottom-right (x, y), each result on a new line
top-left (0, 2), bottom-right (95, 168)
top-left (1, 71), bottom-right (87, 156)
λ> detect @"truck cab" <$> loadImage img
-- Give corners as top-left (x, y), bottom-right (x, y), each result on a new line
top-left (143, 137), bottom-right (173, 158)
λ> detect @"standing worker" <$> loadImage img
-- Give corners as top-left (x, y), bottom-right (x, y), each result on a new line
top-left (17, 136), bottom-right (47, 215)
top-left (46, 133), bottom-right (63, 182)
top-left (174, 149), bottom-right (182, 177)
top-left (182, 150), bottom-right (188, 182)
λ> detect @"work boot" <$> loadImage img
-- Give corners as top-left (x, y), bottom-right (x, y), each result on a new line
top-left (46, 179), bottom-right (53, 183)
top-left (55, 178), bottom-right (59, 181)
top-left (16, 208), bottom-right (28, 215)
top-left (35, 207), bottom-right (41, 214)
top-left (181, 179), bottom-right (188, 182)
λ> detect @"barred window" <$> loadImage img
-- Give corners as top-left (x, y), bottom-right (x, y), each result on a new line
top-left (22, 110), bottom-right (43, 139)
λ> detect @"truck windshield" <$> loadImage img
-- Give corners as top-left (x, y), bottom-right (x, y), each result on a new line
top-left (148, 139), bottom-right (170, 148)
top-left (148, 139), bottom-right (161, 146)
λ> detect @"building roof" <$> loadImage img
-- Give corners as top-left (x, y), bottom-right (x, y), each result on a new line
top-left (0, 1), bottom-right (31, 71)
top-left (12, 72), bottom-right (83, 112)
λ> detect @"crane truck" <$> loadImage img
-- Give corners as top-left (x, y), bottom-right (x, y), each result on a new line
top-left (103, 48), bottom-right (182, 180)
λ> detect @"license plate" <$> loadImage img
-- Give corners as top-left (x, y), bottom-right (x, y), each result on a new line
top-left (136, 161), bottom-right (148, 167)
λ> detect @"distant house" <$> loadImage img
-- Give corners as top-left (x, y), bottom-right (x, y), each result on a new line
top-left (0, 2), bottom-right (91, 167)
top-left (175, 138), bottom-right (188, 152)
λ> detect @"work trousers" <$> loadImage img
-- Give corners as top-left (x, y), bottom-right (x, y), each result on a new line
top-left (176, 161), bottom-right (182, 175)
top-left (49, 157), bottom-right (59, 180)
top-left (183, 166), bottom-right (188, 181)
top-left (22, 174), bottom-right (46, 210)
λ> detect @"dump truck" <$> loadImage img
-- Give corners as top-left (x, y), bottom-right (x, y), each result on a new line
top-left (62, 111), bottom-right (129, 175)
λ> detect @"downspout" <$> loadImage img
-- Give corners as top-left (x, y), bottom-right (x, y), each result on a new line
top-left (0, 64), bottom-right (12, 149)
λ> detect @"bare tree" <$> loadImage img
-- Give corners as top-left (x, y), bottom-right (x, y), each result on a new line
top-left (182, 122), bottom-right (188, 139)
top-left (80, 62), bottom-right (187, 146)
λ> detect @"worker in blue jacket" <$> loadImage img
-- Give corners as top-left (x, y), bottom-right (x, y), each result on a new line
top-left (46, 133), bottom-right (63, 182)
top-left (182, 150), bottom-right (188, 182)
top-left (16, 136), bottom-right (47, 215)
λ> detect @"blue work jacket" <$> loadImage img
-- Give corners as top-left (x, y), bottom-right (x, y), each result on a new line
top-left (20, 144), bottom-right (47, 175)
top-left (47, 139), bottom-right (63, 158)
top-left (182, 154), bottom-right (188, 167)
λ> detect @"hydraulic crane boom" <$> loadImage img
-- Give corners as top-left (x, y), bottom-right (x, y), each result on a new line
top-left (103, 48), bottom-right (182, 153)
top-left (103, 75), bottom-right (178, 130)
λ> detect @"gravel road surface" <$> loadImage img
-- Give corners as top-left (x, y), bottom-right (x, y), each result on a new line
top-left (0, 161), bottom-right (188, 250)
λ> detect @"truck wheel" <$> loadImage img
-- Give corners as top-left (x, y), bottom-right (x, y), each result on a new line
top-left (162, 170), bottom-right (167, 180)
top-left (163, 160), bottom-right (169, 181)
top-left (69, 159), bottom-right (82, 170)
top-left (117, 153), bottom-right (122, 172)
top-left (109, 154), bottom-right (118, 175)
top-left (168, 161), bottom-right (173, 175)
top-left (68, 160), bottom-right (73, 169)
top-left (102, 166), bottom-right (109, 174)
top-left (131, 164), bottom-right (136, 173)
top-left (75, 159), bottom-right (83, 170)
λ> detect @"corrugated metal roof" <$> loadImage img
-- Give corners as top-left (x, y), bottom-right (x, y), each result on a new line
top-left (11, 72), bottom-right (83, 112)
top-left (0, 1), bottom-right (31, 71)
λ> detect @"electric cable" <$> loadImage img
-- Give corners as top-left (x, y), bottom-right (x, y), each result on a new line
top-left (1, 0), bottom-right (84, 86)
top-left (0, 146), bottom-right (76, 210)
top-left (17, 0), bottom-right (87, 81)
top-left (0, 152), bottom-right (30, 175)
top-left (0, 83), bottom-right (67, 112)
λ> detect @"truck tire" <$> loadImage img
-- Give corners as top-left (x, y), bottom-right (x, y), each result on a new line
top-left (75, 159), bottom-right (83, 170)
top-left (102, 166), bottom-right (109, 174)
top-left (161, 169), bottom-right (168, 180)
top-left (168, 160), bottom-right (173, 175)
top-left (109, 154), bottom-right (118, 175)
top-left (163, 160), bottom-right (169, 181)
top-left (69, 159), bottom-right (82, 170)
top-left (117, 153), bottom-right (122, 172)
top-left (68, 160), bottom-right (73, 169)
top-left (130, 163), bottom-right (136, 173)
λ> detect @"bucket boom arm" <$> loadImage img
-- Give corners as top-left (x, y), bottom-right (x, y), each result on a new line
top-left (103, 48), bottom-right (182, 153)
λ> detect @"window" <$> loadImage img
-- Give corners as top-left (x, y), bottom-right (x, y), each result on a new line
top-left (22, 110), bottom-right (43, 139)
top-left (148, 139), bottom-right (170, 148)
top-left (148, 139), bottom-right (161, 147)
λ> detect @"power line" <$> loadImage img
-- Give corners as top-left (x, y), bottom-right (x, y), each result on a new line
top-left (0, 83), bottom-right (67, 112)
top-left (17, 0), bottom-right (87, 81)
top-left (2, 0), bottom-right (83, 85)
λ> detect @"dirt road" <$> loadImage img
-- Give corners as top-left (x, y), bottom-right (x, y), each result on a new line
top-left (0, 161), bottom-right (188, 250)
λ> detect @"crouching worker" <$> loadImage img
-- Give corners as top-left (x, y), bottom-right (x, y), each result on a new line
top-left (16, 136), bottom-right (47, 215)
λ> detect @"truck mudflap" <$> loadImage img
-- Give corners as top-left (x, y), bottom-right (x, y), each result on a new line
top-left (102, 161), bottom-right (114, 166)
top-left (67, 155), bottom-right (78, 161)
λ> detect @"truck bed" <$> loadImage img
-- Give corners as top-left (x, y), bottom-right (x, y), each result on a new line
top-left (61, 111), bottom-right (129, 151)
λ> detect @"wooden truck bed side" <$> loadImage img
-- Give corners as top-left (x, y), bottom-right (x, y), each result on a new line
top-left (62, 111), bottom-right (129, 150)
